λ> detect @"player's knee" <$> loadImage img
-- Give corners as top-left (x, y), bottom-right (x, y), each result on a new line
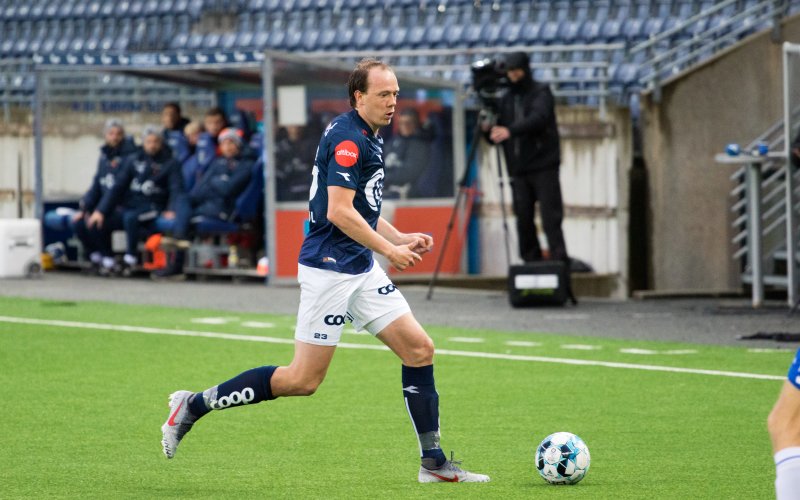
top-left (294, 378), bottom-right (322, 396)
top-left (768, 406), bottom-right (782, 438)
top-left (405, 336), bottom-right (435, 366)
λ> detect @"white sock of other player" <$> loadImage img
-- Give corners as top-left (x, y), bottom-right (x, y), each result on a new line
top-left (775, 446), bottom-right (800, 500)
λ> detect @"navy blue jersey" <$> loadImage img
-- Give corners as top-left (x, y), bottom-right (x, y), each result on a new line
top-left (298, 110), bottom-right (385, 275)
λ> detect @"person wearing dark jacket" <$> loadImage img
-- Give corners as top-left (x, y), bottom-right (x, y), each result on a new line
top-left (89, 126), bottom-right (183, 275)
top-left (154, 127), bottom-right (253, 279)
top-left (488, 51), bottom-right (568, 264)
top-left (383, 108), bottom-right (433, 199)
top-left (162, 103), bottom-right (192, 165)
top-left (73, 118), bottom-right (139, 274)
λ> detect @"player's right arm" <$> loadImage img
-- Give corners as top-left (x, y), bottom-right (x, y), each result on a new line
top-left (327, 186), bottom-right (421, 271)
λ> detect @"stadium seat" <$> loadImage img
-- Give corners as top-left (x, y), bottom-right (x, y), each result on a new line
top-left (502, 22), bottom-right (523, 45)
top-left (520, 23), bottom-right (542, 45)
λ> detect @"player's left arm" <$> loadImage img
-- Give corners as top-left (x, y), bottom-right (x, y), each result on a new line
top-left (377, 217), bottom-right (433, 255)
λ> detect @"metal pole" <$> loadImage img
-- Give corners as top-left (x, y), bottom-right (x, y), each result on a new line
top-left (783, 42), bottom-right (799, 307)
top-left (33, 69), bottom-right (44, 221)
top-left (262, 54), bottom-right (277, 286)
top-left (746, 161), bottom-right (764, 308)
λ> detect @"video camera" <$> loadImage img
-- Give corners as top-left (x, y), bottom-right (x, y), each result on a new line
top-left (470, 58), bottom-right (509, 128)
top-left (470, 58), bottom-right (509, 106)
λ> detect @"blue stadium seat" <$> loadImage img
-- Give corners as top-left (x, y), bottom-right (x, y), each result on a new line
top-left (622, 17), bottom-right (645, 42)
top-left (502, 22), bottom-right (523, 45)
top-left (44, 2), bottom-right (59, 19)
top-left (283, 29), bottom-right (303, 51)
top-left (186, 32), bottom-right (204, 50)
top-left (219, 32), bottom-right (237, 50)
top-left (483, 22), bottom-right (504, 47)
top-left (519, 23), bottom-right (540, 45)
top-left (538, 20), bottom-right (561, 44)
top-left (72, 2), bottom-right (88, 18)
top-left (202, 32), bottom-right (222, 50)
top-left (405, 25), bottom-right (426, 48)
top-left (99, 0), bottom-right (114, 18)
top-left (128, 0), bottom-right (145, 17)
top-left (370, 25), bottom-right (391, 50)
top-left (462, 24), bottom-right (486, 47)
top-left (578, 19), bottom-right (602, 43)
top-left (266, 29), bottom-right (287, 49)
top-left (558, 19), bottom-right (584, 42)
top-left (56, 2), bottom-right (73, 19)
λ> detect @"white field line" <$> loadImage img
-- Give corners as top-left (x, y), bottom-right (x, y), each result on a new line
top-left (0, 315), bottom-right (783, 382)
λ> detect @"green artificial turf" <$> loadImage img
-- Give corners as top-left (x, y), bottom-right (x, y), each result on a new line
top-left (0, 296), bottom-right (786, 498)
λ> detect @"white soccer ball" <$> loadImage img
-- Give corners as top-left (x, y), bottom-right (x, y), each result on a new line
top-left (534, 432), bottom-right (591, 485)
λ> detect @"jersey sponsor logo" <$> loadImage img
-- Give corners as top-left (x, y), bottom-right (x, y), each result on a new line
top-left (337, 171), bottom-right (351, 182)
top-left (334, 140), bottom-right (359, 167)
top-left (402, 385), bottom-right (419, 394)
top-left (378, 284), bottom-right (397, 295)
top-left (324, 314), bottom-right (346, 326)
top-left (209, 387), bottom-right (255, 410)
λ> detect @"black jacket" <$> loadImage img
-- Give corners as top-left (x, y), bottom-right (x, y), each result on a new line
top-left (495, 75), bottom-right (561, 176)
top-left (97, 146), bottom-right (183, 215)
top-left (80, 138), bottom-right (139, 213)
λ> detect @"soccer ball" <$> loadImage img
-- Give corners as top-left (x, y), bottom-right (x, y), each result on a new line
top-left (535, 432), bottom-right (591, 485)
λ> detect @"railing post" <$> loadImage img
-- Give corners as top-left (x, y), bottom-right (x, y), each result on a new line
top-left (746, 160), bottom-right (765, 308)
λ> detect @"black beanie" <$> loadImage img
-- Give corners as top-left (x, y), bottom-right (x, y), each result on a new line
top-left (505, 51), bottom-right (530, 71)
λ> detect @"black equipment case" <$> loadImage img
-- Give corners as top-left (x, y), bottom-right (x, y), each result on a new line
top-left (508, 261), bottom-right (575, 307)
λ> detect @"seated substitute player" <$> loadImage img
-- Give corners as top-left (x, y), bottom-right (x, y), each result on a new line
top-left (154, 127), bottom-right (254, 279)
top-left (767, 350), bottom-right (800, 499)
top-left (89, 126), bottom-right (183, 275)
top-left (160, 58), bottom-right (490, 484)
top-left (73, 118), bottom-right (138, 274)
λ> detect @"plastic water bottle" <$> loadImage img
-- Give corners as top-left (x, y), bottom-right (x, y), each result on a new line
top-left (228, 245), bottom-right (238, 268)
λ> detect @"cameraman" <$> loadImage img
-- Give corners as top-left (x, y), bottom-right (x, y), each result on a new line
top-left (487, 51), bottom-right (568, 265)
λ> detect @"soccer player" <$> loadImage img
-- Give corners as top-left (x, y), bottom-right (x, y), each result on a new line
top-left (161, 58), bottom-right (490, 483)
top-left (768, 350), bottom-right (800, 499)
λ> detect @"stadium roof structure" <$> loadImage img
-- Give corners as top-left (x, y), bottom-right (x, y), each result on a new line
top-left (31, 50), bottom-right (465, 283)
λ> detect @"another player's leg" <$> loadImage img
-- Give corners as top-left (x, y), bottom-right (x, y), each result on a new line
top-left (767, 349), bottom-right (800, 500)
top-left (161, 341), bottom-right (336, 458)
top-left (377, 313), bottom-right (490, 483)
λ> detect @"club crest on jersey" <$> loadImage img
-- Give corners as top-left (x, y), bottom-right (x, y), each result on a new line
top-left (334, 140), bottom-right (359, 167)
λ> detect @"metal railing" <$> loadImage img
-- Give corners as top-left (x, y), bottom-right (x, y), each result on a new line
top-left (630, 0), bottom-right (788, 100)
top-left (728, 114), bottom-right (800, 301)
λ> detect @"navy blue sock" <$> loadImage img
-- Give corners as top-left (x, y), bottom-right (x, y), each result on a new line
top-left (188, 365), bottom-right (277, 420)
top-left (402, 364), bottom-right (446, 468)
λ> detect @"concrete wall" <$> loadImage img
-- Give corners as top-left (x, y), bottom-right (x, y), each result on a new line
top-left (641, 16), bottom-right (800, 292)
top-left (477, 105), bottom-right (633, 298)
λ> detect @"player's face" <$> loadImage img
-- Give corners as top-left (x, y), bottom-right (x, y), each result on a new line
top-left (161, 106), bottom-right (179, 129)
top-left (356, 68), bottom-right (399, 133)
top-left (143, 134), bottom-right (162, 156)
top-left (220, 138), bottom-right (239, 158)
top-left (105, 126), bottom-right (124, 148)
top-left (204, 115), bottom-right (225, 137)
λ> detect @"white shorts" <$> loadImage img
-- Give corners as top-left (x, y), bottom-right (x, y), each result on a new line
top-left (295, 262), bottom-right (411, 346)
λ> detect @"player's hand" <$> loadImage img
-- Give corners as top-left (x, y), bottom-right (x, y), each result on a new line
top-left (387, 244), bottom-right (423, 272)
top-left (405, 232), bottom-right (433, 255)
top-left (87, 211), bottom-right (104, 229)
top-left (71, 211), bottom-right (84, 222)
top-left (489, 126), bottom-right (511, 144)
top-left (161, 211), bottom-right (175, 220)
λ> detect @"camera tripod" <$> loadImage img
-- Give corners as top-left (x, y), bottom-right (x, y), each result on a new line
top-left (426, 112), bottom-right (512, 300)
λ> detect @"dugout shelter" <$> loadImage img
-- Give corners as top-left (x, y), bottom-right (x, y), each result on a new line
top-left (31, 50), bottom-right (465, 283)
